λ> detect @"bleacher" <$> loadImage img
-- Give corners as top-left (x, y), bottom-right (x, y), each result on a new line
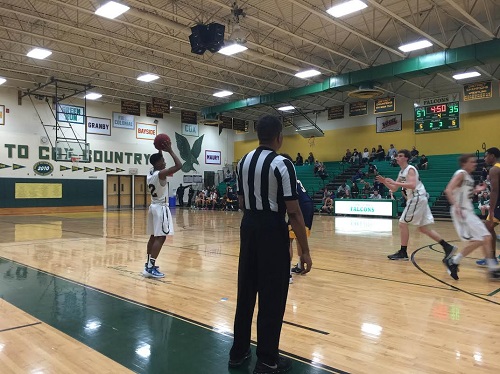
top-left (295, 154), bottom-right (483, 218)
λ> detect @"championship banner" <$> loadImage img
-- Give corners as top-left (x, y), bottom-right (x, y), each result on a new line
top-left (327, 105), bottom-right (344, 120)
top-left (87, 117), bottom-right (111, 136)
top-left (463, 81), bottom-right (492, 101)
top-left (136, 123), bottom-right (157, 140)
top-left (376, 114), bottom-right (402, 133)
top-left (374, 97), bottom-right (395, 114)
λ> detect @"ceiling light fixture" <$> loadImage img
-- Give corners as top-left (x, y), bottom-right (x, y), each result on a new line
top-left (95, 1), bottom-right (130, 19)
top-left (137, 73), bottom-right (160, 82)
top-left (398, 40), bottom-right (432, 52)
top-left (295, 69), bottom-right (321, 79)
top-left (213, 90), bottom-right (233, 98)
top-left (219, 44), bottom-right (248, 56)
top-left (26, 48), bottom-right (52, 60)
top-left (452, 71), bottom-right (481, 80)
top-left (327, 0), bottom-right (367, 18)
top-left (85, 93), bottom-right (102, 100)
top-left (278, 105), bottom-right (295, 111)
top-left (0, 78), bottom-right (6, 85)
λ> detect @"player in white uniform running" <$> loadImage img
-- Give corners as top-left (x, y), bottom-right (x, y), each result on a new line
top-left (444, 154), bottom-right (500, 280)
top-left (376, 149), bottom-right (457, 261)
top-left (144, 140), bottom-right (182, 278)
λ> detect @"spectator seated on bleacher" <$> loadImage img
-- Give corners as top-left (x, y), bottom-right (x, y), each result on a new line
top-left (313, 160), bottom-right (322, 175)
top-left (417, 154), bottom-right (428, 170)
top-left (362, 181), bottom-right (372, 196)
top-left (409, 146), bottom-right (419, 163)
top-left (195, 191), bottom-right (206, 209)
top-left (370, 147), bottom-right (377, 162)
top-left (295, 153), bottom-right (304, 166)
top-left (386, 144), bottom-right (397, 161)
top-left (342, 149), bottom-right (352, 163)
top-left (362, 148), bottom-right (370, 164)
top-left (350, 148), bottom-right (360, 164)
top-left (320, 197), bottom-right (333, 214)
top-left (337, 182), bottom-right (351, 198)
top-left (367, 163), bottom-right (378, 177)
top-left (318, 165), bottom-right (328, 180)
top-left (369, 190), bottom-right (382, 199)
top-left (478, 190), bottom-right (490, 217)
top-left (351, 168), bottom-right (365, 183)
top-left (306, 152), bottom-right (314, 165)
top-left (351, 182), bottom-right (360, 198)
top-left (372, 180), bottom-right (386, 197)
top-left (226, 187), bottom-right (238, 211)
top-left (375, 145), bottom-right (385, 161)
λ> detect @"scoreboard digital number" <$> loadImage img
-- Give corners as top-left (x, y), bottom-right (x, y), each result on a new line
top-left (414, 101), bottom-right (459, 133)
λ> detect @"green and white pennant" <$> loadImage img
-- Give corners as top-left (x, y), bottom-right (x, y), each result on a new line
top-left (0, 163), bottom-right (11, 169)
top-left (106, 167), bottom-right (114, 172)
top-left (72, 165), bottom-right (82, 172)
top-left (94, 166), bottom-right (105, 172)
top-left (60, 165), bottom-right (71, 171)
top-left (13, 164), bottom-right (25, 170)
top-left (84, 166), bottom-right (93, 172)
top-left (116, 168), bottom-right (125, 173)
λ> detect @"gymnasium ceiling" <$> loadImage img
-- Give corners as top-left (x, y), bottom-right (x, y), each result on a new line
top-left (0, 0), bottom-right (499, 121)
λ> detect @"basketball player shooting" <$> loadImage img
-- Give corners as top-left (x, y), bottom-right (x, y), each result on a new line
top-left (144, 135), bottom-right (182, 278)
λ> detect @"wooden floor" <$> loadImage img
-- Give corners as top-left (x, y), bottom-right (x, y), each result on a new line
top-left (0, 209), bottom-right (499, 373)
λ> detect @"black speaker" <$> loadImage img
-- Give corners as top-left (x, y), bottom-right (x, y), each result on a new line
top-left (189, 23), bottom-right (225, 55)
top-left (206, 23), bottom-right (225, 53)
top-left (189, 24), bottom-right (208, 55)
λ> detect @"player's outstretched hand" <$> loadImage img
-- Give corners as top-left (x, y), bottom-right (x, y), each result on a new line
top-left (375, 175), bottom-right (385, 183)
top-left (300, 253), bottom-right (312, 275)
top-left (161, 140), bottom-right (172, 152)
top-left (474, 183), bottom-right (487, 193)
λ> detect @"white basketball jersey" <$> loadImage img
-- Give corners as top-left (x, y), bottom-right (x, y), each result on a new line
top-left (147, 169), bottom-right (167, 205)
top-left (452, 169), bottom-right (475, 211)
top-left (398, 165), bottom-right (426, 199)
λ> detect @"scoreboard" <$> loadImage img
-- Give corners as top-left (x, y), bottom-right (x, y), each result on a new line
top-left (414, 101), bottom-right (459, 133)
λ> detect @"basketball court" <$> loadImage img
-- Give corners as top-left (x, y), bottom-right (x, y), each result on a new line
top-left (0, 209), bottom-right (499, 373)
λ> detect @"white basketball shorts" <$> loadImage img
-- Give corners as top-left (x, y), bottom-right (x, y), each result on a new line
top-left (147, 204), bottom-right (174, 237)
top-left (399, 196), bottom-right (434, 226)
top-left (451, 209), bottom-right (489, 241)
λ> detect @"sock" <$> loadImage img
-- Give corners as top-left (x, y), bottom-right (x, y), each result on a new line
top-left (486, 259), bottom-right (497, 270)
top-left (439, 239), bottom-right (451, 249)
top-left (452, 253), bottom-right (463, 265)
top-left (297, 261), bottom-right (302, 270)
top-left (147, 257), bottom-right (156, 269)
top-left (400, 245), bottom-right (407, 253)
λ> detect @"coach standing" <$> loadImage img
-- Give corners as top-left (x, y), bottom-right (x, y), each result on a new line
top-left (228, 115), bottom-right (312, 374)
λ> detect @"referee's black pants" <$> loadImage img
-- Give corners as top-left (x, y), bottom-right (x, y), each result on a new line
top-left (230, 210), bottom-right (290, 365)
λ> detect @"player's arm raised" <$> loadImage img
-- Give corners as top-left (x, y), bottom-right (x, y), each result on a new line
top-left (388, 169), bottom-right (417, 190)
top-left (159, 140), bottom-right (182, 179)
top-left (376, 175), bottom-right (400, 192)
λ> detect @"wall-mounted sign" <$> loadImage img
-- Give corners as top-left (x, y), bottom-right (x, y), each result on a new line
top-left (414, 93), bottom-right (459, 107)
top-left (152, 97), bottom-right (171, 113)
top-left (233, 118), bottom-right (248, 133)
top-left (327, 105), bottom-right (345, 120)
top-left (87, 116), bottom-right (111, 136)
top-left (205, 150), bottom-right (221, 165)
top-left (374, 97), bottom-right (395, 114)
top-left (181, 110), bottom-right (197, 124)
top-left (349, 101), bottom-right (368, 117)
top-left (33, 161), bottom-right (54, 176)
top-left (463, 81), bottom-right (492, 101)
top-left (113, 112), bottom-right (134, 129)
top-left (57, 104), bottom-right (85, 124)
top-left (121, 99), bottom-right (141, 116)
top-left (0, 105), bottom-right (5, 125)
top-left (182, 123), bottom-right (199, 137)
top-left (376, 114), bottom-right (402, 133)
top-left (136, 123), bottom-right (157, 140)
top-left (146, 103), bottom-right (164, 119)
top-left (334, 199), bottom-right (394, 217)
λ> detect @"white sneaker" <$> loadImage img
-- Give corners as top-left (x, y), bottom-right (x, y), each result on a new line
top-left (289, 275), bottom-right (293, 284)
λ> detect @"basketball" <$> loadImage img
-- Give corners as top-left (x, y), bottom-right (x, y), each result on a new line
top-left (153, 133), bottom-right (171, 150)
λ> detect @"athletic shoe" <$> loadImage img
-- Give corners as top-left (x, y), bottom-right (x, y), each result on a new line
top-left (142, 266), bottom-right (165, 278)
top-left (291, 264), bottom-right (302, 274)
top-left (476, 258), bottom-right (499, 267)
top-left (387, 250), bottom-right (409, 261)
top-left (228, 348), bottom-right (251, 368)
top-left (289, 275), bottom-right (293, 284)
top-left (443, 245), bottom-right (458, 263)
top-left (253, 356), bottom-right (292, 374)
top-left (444, 258), bottom-right (459, 280)
top-left (488, 268), bottom-right (500, 281)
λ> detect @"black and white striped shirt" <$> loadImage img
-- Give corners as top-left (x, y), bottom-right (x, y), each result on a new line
top-left (237, 146), bottom-right (298, 213)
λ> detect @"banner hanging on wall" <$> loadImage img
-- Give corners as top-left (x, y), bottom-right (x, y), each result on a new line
top-left (87, 117), bottom-right (111, 136)
top-left (113, 112), bottom-right (134, 129)
top-left (0, 105), bottom-right (5, 125)
top-left (376, 114), bottom-right (402, 133)
top-left (463, 81), bottom-right (492, 101)
top-left (136, 123), bottom-right (157, 140)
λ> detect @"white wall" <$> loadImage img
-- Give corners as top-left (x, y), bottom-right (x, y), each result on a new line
top-left (0, 87), bottom-right (235, 207)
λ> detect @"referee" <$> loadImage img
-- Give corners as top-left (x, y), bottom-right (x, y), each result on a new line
top-left (228, 115), bottom-right (312, 374)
